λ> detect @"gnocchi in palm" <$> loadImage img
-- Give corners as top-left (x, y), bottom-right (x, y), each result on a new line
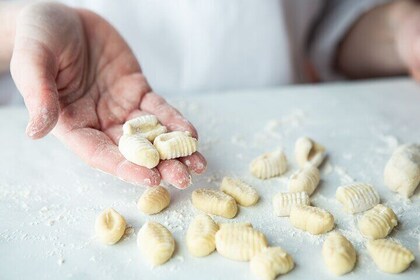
top-left (192, 188), bottom-right (238, 218)
top-left (137, 186), bottom-right (170, 215)
top-left (118, 134), bottom-right (160, 168)
top-left (289, 205), bottom-right (334, 235)
top-left (220, 177), bottom-right (259, 206)
top-left (123, 115), bottom-right (167, 141)
top-left (153, 131), bottom-right (198, 160)
top-left (322, 232), bottom-right (356, 275)
top-left (137, 221), bottom-right (175, 266)
top-left (272, 191), bottom-right (310, 217)
top-left (250, 247), bottom-right (294, 280)
top-left (336, 183), bottom-right (380, 214)
top-left (358, 204), bottom-right (398, 239)
top-left (95, 208), bottom-right (126, 245)
top-left (288, 165), bottom-right (320, 196)
top-left (367, 239), bottom-right (414, 274)
top-left (384, 144), bottom-right (420, 198)
top-left (186, 214), bottom-right (219, 257)
top-left (215, 223), bottom-right (267, 261)
top-left (295, 137), bottom-right (326, 168)
top-left (250, 148), bottom-right (287, 179)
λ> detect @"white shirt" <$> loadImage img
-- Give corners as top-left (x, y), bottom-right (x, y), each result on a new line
top-left (0, 0), bottom-right (388, 104)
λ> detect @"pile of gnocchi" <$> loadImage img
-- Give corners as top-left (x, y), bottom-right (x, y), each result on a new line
top-left (95, 115), bottom-right (419, 279)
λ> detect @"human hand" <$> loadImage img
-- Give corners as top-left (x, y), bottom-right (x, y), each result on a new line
top-left (10, 2), bottom-right (206, 188)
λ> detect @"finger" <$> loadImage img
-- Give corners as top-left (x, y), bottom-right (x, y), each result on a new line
top-left (178, 152), bottom-right (207, 174)
top-left (54, 127), bottom-right (161, 186)
top-left (10, 40), bottom-right (59, 139)
top-left (157, 160), bottom-right (192, 189)
top-left (140, 92), bottom-right (198, 138)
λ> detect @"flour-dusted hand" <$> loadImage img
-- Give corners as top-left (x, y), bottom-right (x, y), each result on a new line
top-left (9, 2), bottom-right (206, 187)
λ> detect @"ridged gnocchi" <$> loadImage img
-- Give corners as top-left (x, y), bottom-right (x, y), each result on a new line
top-left (336, 183), bottom-right (380, 214)
top-left (288, 165), bottom-right (320, 196)
top-left (118, 134), bottom-right (160, 168)
top-left (220, 177), bottom-right (259, 206)
top-left (295, 137), bottom-right (326, 168)
top-left (367, 239), bottom-right (415, 274)
top-left (192, 188), bottom-right (238, 218)
top-left (137, 186), bottom-right (170, 215)
top-left (186, 214), bottom-right (219, 257)
top-left (153, 131), bottom-right (198, 160)
top-left (122, 115), bottom-right (167, 141)
top-left (95, 208), bottom-right (126, 245)
top-left (137, 221), bottom-right (175, 266)
top-left (250, 247), bottom-right (294, 280)
top-left (272, 191), bottom-right (310, 217)
top-left (250, 148), bottom-right (287, 179)
top-left (322, 232), bottom-right (356, 275)
top-left (215, 223), bottom-right (268, 261)
top-left (384, 144), bottom-right (420, 198)
top-left (358, 204), bottom-right (398, 239)
top-left (289, 205), bottom-right (334, 235)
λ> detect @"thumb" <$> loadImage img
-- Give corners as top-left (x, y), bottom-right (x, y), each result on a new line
top-left (10, 43), bottom-right (60, 139)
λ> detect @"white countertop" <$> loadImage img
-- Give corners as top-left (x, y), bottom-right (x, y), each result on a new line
top-left (0, 78), bottom-right (419, 279)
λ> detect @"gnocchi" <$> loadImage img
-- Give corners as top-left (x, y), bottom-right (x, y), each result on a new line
top-left (137, 186), bottom-right (171, 215)
top-left (272, 191), bottom-right (310, 217)
top-left (122, 115), bottom-right (167, 141)
top-left (358, 204), bottom-right (398, 239)
top-left (288, 165), bottom-right (320, 196)
top-left (192, 188), bottom-right (238, 219)
top-left (295, 137), bottom-right (326, 168)
top-left (384, 144), bottom-right (420, 198)
top-left (153, 131), bottom-right (198, 160)
top-left (95, 208), bottom-right (126, 245)
top-left (220, 177), bottom-right (259, 206)
top-left (118, 134), bottom-right (160, 168)
top-left (137, 221), bottom-right (175, 266)
top-left (186, 214), bottom-right (219, 257)
top-left (367, 239), bottom-right (415, 274)
top-left (289, 205), bottom-right (334, 235)
top-left (336, 183), bottom-right (380, 214)
top-left (250, 247), bottom-right (294, 280)
top-left (250, 148), bottom-right (288, 179)
top-left (322, 232), bottom-right (356, 275)
top-left (215, 223), bottom-right (268, 261)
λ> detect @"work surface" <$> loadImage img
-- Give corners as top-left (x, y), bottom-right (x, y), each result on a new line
top-left (0, 78), bottom-right (419, 279)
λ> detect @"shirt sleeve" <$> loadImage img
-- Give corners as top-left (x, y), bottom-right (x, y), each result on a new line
top-left (308, 0), bottom-right (391, 81)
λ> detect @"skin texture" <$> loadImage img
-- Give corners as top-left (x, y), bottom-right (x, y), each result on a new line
top-left (5, 2), bottom-right (206, 188)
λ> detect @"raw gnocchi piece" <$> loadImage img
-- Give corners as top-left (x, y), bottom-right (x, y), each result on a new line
top-left (95, 208), bottom-right (126, 245)
top-left (250, 247), bottom-right (294, 280)
top-left (288, 165), bottom-right (320, 196)
top-left (220, 177), bottom-right (259, 206)
top-left (192, 188), bottom-right (238, 219)
top-left (137, 221), bottom-right (175, 266)
top-left (153, 131), bottom-right (198, 160)
top-left (118, 134), bottom-right (160, 168)
top-left (322, 232), bottom-right (356, 275)
top-left (384, 144), bottom-right (420, 198)
top-left (122, 115), bottom-right (167, 141)
top-left (367, 239), bottom-right (415, 274)
top-left (336, 183), bottom-right (380, 214)
top-left (137, 186), bottom-right (170, 215)
top-left (295, 137), bottom-right (326, 168)
top-left (250, 148), bottom-right (287, 179)
top-left (358, 204), bottom-right (398, 239)
top-left (186, 214), bottom-right (219, 257)
top-left (289, 205), bottom-right (334, 235)
top-left (215, 223), bottom-right (268, 261)
top-left (272, 191), bottom-right (310, 217)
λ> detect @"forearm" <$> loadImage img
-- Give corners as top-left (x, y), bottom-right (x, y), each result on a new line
top-left (0, 2), bottom-right (26, 73)
top-left (337, 1), bottom-right (409, 79)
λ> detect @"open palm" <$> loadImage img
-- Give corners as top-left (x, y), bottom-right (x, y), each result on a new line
top-left (10, 3), bottom-right (206, 188)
